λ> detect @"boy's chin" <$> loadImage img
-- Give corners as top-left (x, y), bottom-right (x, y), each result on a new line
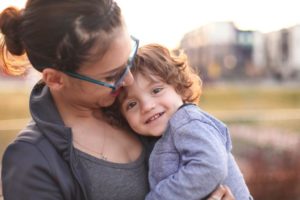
top-left (146, 131), bottom-right (164, 137)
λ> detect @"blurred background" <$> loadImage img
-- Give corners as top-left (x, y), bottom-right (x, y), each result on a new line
top-left (1, 0), bottom-right (300, 199)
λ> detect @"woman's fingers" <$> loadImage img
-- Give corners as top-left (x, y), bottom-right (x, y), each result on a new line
top-left (208, 196), bottom-right (222, 200)
top-left (220, 185), bottom-right (235, 200)
top-left (207, 185), bottom-right (235, 200)
top-left (207, 185), bottom-right (225, 200)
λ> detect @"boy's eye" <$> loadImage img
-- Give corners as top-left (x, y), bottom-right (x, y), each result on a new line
top-left (152, 87), bottom-right (163, 94)
top-left (126, 101), bottom-right (137, 110)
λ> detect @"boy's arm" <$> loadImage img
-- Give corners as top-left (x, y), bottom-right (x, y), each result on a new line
top-left (146, 120), bottom-right (228, 200)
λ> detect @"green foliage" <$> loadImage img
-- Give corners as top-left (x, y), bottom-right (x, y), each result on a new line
top-left (200, 85), bottom-right (300, 110)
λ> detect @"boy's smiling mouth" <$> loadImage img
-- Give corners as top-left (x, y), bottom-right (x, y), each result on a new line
top-left (145, 112), bottom-right (165, 124)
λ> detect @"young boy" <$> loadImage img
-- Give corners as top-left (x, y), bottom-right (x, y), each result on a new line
top-left (115, 44), bottom-right (252, 200)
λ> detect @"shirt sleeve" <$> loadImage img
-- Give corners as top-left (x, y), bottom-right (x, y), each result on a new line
top-left (2, 141), bottom-right (64, 200)
top-left (145, 120), bottom-right (228, 200)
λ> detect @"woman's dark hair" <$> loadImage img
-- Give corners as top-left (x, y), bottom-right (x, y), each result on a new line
top-left (0, 0), bottom-right (122, 75)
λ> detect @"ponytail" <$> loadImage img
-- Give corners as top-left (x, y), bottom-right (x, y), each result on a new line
top-left (0, 0), bottom-right (122, 76)
top-left (0, 7), bottom-right (28, 75)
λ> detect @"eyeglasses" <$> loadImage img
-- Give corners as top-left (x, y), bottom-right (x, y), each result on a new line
top-left (64, 36), bottom-right (139, 91)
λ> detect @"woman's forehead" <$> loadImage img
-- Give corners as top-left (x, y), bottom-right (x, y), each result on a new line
top-left (80, 28), bottom-right (131, 74)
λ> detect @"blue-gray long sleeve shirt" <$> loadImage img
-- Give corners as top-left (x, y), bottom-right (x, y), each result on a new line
top-left (145, 104), bottom-right (252, 200)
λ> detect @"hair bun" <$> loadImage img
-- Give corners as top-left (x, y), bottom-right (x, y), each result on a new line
top-left (0, 7), bottom-right (24, 55)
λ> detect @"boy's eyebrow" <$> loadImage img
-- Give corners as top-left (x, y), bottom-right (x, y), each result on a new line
top-left (146, 78), bottom-right (161, 87)
top-left (124, 79), bottom-right (160, 100)
top-left (122, 89), bottom-right (133, 101)
top-left (119, 87), bottom-right (130, 102)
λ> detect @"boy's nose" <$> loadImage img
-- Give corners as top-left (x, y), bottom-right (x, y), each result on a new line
top-left (141, 101), bottom-right (155, 114)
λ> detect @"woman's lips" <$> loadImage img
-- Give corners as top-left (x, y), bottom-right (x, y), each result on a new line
top-left (111, 87), bottom-right (123, 97)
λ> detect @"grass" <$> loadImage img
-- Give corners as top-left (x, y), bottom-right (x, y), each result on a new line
top-left (0, 89), bottom-right (30, 120)
top-left (2, 84), bottom-right (300, 120)
top-left (200, 84), bottom-right (300, 110)
top-left (1, 84), bottom-right (300, 160)
top-left (199, 84), bottom-right (300, 132)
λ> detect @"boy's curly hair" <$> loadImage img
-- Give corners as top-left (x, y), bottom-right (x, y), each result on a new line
top-left (129, 43), bottom-right (202, 103)
top-left (102, 43), bottom-right (202, 129)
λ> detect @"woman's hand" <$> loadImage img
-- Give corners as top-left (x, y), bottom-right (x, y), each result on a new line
top-left (207, 185), bottom-right (235, 200)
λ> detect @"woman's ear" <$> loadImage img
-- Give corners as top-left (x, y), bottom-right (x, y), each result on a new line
top-left (42, 68), bottom-right (65, 91)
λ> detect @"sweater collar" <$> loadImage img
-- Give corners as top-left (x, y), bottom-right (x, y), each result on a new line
top-left (29, 81), bottom-right (72, 161)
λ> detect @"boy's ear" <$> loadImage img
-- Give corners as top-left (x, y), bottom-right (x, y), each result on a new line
top-left (42, 68), bottom-right (65, 91)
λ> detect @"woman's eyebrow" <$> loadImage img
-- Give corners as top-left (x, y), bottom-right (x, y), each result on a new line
top-left (97, 63), bottom-right (126, 76)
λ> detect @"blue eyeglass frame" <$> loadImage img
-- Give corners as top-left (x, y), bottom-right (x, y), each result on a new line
top-left (64, 36), bottom-right (139, 91)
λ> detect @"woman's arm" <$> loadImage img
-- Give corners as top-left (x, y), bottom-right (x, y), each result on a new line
top-left (2, 141), bottom-right (64, 200)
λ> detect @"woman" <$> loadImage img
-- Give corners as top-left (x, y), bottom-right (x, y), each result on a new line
top-left (0, 0), bottom-right (235, 199)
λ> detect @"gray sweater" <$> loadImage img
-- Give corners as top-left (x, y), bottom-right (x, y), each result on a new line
top-left (145, 104), bottom-right (252, 200)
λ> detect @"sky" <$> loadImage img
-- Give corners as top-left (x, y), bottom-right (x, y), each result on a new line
top-left (1, 0), bottom-right (300, 48)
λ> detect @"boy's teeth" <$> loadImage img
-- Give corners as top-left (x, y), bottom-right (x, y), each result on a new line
top-left (146, 112), bottom-right (162, 123)
top-left (150, 113), bottom-right (160, 121)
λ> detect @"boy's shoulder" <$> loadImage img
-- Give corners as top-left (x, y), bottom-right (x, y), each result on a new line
top-left (169, 104), bottom-right (204, 126)
top-left (169, 103), bottom-right (226, 130)
top-left (168, 104), bottom-right (232, 150)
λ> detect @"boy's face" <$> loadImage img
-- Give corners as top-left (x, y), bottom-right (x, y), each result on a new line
top-left (121, 73), bottom-right (183, 137)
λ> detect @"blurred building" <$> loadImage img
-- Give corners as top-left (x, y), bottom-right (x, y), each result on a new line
top-left (265, 25), bottom-right (300, 80)
top-left (179, 21), bottom-right (300, 82)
